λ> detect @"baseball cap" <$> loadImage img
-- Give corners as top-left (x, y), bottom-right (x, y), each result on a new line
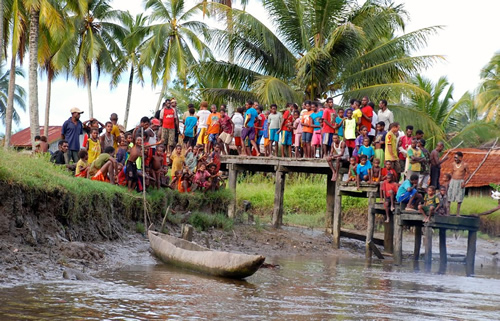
top-left (70, 107), bottom-right (84, 114)
top-left (151, 118), bottom-right (160, 126)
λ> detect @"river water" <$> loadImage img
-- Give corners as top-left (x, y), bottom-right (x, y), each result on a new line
top-left (1, 254), bottom-right (500, 320)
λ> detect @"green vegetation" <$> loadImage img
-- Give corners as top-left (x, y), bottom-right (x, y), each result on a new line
top-left (189, 212), bottom-right (234, 232)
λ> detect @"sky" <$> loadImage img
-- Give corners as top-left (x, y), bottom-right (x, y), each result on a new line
top-left (2, 0), bottom-right (499, 134)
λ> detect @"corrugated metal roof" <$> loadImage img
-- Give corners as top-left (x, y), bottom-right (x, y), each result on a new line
top-left (10, 126), bottom-right (62, 147)
top-left (440, 148), bottom-right (500, 188)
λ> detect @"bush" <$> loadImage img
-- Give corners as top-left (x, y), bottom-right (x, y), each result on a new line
top-left (189, 212), bottom-right (234, 231)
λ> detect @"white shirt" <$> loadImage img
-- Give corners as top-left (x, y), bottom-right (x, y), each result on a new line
top-left (369, 112), bottom-right (378, 136)
top-left (378, 108), bottom-right (394, 129)
top-left (231, 113), bottom-right (244, 137)
top-left (197, 110), bottom-right (211, 129)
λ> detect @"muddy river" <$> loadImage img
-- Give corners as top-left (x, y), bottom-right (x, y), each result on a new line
top-left (1, 254), bottom-right (499, 320)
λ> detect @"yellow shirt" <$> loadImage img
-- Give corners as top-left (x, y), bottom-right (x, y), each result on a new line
top-left (170, 153), bottom-right (185, 174)
top-left (353, 109), bottom-right (362, 123)
top-left (75, 159), bottom-right (87, 176)
top-left (111, 124), bottom-right (120, 149)
top-left (385, 131), bottom-right (398, 161)
top-left (87, 138), bottom-right (101, 164)
top-left (407, 147), bottom-right (422, 172)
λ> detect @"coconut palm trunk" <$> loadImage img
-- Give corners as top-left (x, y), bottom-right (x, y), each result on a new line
top-left (28, 8), bottom-right (40, 145)
top-left (3, 54), bottom-right (17, 149)
top-left (86, 70), bottom-right (93, 118)
top-left (0, 0), bottom-right (4, 61)
top-left (155, 80), bottom-right (168, 112)
top-left (123, 64), bottom-right (134, 130)
top-left (43, 70), bottom-right (53, 137)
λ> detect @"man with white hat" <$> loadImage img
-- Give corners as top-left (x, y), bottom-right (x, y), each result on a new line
top-left (61, 107), bottom-right (84, 163)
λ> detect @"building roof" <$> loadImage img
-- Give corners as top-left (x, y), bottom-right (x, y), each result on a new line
top-left (440, 148), bottom-right (500, 188)
top-left (10, 126), bottom-right (62, 148)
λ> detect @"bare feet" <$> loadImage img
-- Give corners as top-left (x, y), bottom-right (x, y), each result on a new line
top-left (331, 174), bottom-right (337, 182)
top-left (385, 217), bottom-right (390, 223)
top-left (391, 206), bottom-right (395, 212)
top-left (405, 207), bottom-right (417, 212)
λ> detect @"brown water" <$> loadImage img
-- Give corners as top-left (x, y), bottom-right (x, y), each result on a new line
top-left (1, 255), bottom-right (500, 320)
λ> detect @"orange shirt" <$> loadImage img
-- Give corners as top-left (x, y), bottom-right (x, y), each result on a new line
top-left (207, 112), bottom-right (221, 135)
top-left (301, 111), bottom-right (314, 133)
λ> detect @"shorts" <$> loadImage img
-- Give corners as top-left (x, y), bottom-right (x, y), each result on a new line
top-left (294, 133), bottom-right (301, 147)
top-left (234, 137), bottom-right (242, 147)
top-left (312, 131), bottom-right (322, 145)
top-left (385, 197), bottom-right (392, 203)
top-left (197, 127), bottom-right (208, 145)
top-left (345, 139), bottom-right (356, 148)
top-left (219, 132), bottom-right (233, 145)
top-left (448, 179), bottom-right (465, 203)
top-left (269, 128), bottom-right (280, 142)
top-left (421, 205), bottom-right (434, 214)
top-left (183, 135), bottom-right (196, 147)
top-left (322, 133), bottom-right (334, 146)
top-left (209, 133), bottom-right (218, 143)
top-left (162, 127), bottom-right (176, 147)
top-left (241, 127), bottom-right (256, 141)
top-left (126, 161), bottom-right (138, 182)
top-left (280, 130), bottom-right (292, 145)
top-left (264, 138), bottom-right (270, 147)
top-left (302, 132), bottom-right (313, 143)
top-left (397, 188), bottom-right (417, 203)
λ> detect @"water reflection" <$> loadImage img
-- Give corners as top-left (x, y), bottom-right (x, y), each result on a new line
top-left (1, 255), bottom-right (500, 320)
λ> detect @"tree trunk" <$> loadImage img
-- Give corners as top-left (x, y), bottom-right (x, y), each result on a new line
top-left (86, 71), bottom-right (93, 118)
top-left (155, 79), bottom-right (168, 112)
top-left (28, 9), bottom-right (40, 145)
top-left (3, 54), bottom-right (16, 149)
top-left (0, 0), bottom-right (4, 61)
top-left (123, 64), bottom-right (134, 130)
top-left (43, 71), bottom-right (53, 137)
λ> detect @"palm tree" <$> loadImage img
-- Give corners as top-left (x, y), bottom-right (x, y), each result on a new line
top-left (142, 0), bottom-right (213, 112)
top-left (477, 52), bottom-right (500, 123)
top-left (111, 11), bottom-right (149, 130)
top-left (0, 66), bottom-right (26, 125)
top-left (199, 0), bottom-right (441, 106)
top-left (63, 0), bottom-right (124, 118)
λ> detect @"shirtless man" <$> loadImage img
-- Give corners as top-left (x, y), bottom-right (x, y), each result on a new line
top-left (151, 145), bottom-right (167, 189)
top-left (447, 151), bottom-right (469, 216)
top-left (127, 137), bottom-right (142, 191)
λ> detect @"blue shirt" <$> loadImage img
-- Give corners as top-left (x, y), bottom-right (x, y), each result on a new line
top-left (61, 117), bottom-right (83, 151)
top-left (244, 108), bottom-right (258, 127)
top-left (311, 111), bottom-right (323, 127)
top-left (335, 116), bottom-right (344, 137)
top-left (184, 116), bottom-right (197, 137)
top-left (357, 160), bottom-right (372, 177)
top-left (262, 119), bottom-right (269, 138)
top-left (359, 145), bottom-right (374, 159)
top-left (397, 179), bottom-right (412, 199)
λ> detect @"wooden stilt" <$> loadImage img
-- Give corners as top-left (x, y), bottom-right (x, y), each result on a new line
top-left (414, 226), bottom-right (422, 261)
top-left (365, 192), bottom-right (375, 258)
top-left (393, 207), bottom-right (403, 265)
top-left (384, 214), bottom-right (394, 253)
top-left (227, 164), bottom-right (238, 219)
top-left (272, 170), bottom-right (286, 228)
top-left (424, 226), bottom-right (433, 267)
top-left (466, 230), bottom-right (477, 276)
top-left (332, 175), bottom-right (342, 248)
top-left (439, 228), bottom-right (447, 266)
top-left (326, 173), bottom-right (335, 232)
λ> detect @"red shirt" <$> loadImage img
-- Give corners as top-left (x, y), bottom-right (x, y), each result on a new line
top-left (322, 108), bottom-right (336, 134)
top-left (360, 106), bottom-right (373, 132)
top-left (381, 181), bottom-right (399, 196)
top-left (162, 108), bottom-right (175, 129)
top-left (381, 167), bottom-right (397, 179)
top-left (281, 110), bottom-right (293, 132)
top-left (219, 115), bottom-right (233, 134)
top-left (398, 135), bottom-right (413, 160)
top-left (302, 111), bottom-right (314, 134)
top-left (255, 113), bottom-right (266, 130)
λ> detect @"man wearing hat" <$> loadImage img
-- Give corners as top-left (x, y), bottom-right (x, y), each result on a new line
top-left (61, 107), bottom-right (84, 163)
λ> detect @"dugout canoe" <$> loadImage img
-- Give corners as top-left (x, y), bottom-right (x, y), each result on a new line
top-left (148, 231), bottom-right (265, 279)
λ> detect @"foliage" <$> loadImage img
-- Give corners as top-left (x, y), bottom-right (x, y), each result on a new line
top-left (189, 212), bottom-right (233, 231)
top-left (477, 52), bottom-right (500, 123)
top-left (0, 67), bottom-right (26, 125)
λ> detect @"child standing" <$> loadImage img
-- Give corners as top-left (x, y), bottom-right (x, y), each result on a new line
top-left (436, 185), bottom-right (449, 216)
top-left (335, 108), bottom-right (344, 140)
top-left (86, 128), bottom-right (101, 164)
top-left (359, 137), bottom-right (375, 162)
top-left (100, 121), bottom-right (115, 151)
top-left (374, 142), bottom-right (385, 168)
top-left (343, 109), bottom-right (357, 157)
top-left (292, 110), bottom-right (302, 159)
top-left (381, 172), bottom-right (399, 222)
top-left (183, 107), bottom-right (198, 149)
top-left (347, 156), bottom-right (357, 182)
top-left (170, 144), bottom-right (185, 180)
top-left (371, 158), bottom-right (381, 183)
top-left (267, 104), bottom-right (283, 157)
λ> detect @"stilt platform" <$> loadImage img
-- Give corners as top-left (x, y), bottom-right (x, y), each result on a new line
top-left (393, 208), bottom-right (480, 276)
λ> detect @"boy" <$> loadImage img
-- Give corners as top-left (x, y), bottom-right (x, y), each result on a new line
top-left (371, 158), bottom-right (381, 184)
top-left (209, 143), bottom-right (222, 172)
top-left (262, 111), bottom-right (271, 156)
top-left (419, 185), bottom-right (439, 223)
top-left (116, 137), bottom-right (129, 165)
top-left (75, 149), bottom-right (89, 178)
top-left (335, 108), bottom-right (344, 140)
top-left (185, 145), bottom-right (198, 173)
top-left (151, 145), bottom-right (168, 189)
top-left (374, 121), bottom-right (387, 150)
top-left (242, 101), bottom-right (259, 156)
top-left (406, 138), bottom-right (424, 180)
top-left (278, 103), bottom-right (294, 158)
top-left (170, 144), bottom-right (185, 180)
top-left (343, 109), bottom-right (357, 157)
top-left (35, 136), bottom-right (49, 153)
top-left (374, 141), bottom-right (385, 168)
top-left (206, 104), bottom-right (221, 153)
top-left (301, 101), bottom-right (314, 158)
top-left (418, 139), bottom-right (431, 189)
top-left (436, 185), bottom-right (449, 216)
top-left (310, 102), bottom-right (323, 158)
top-left (267, 104), bottom-right (283, 157)
top-left (218, 108), bottom-right (234, 155)
top-left (396, 174), bottom-right (423, 211)
top-left (196, 101), bottom-right (211, 150)
top-left (381, 160), bottom-right (397, 181)
top-left (89, 146), bottom-right (117, 184)
top-left (126, 136), bottom-right (142, 191)
top-left (356, 155), bottom-right (372, 188)
top-left (359, 137), bottom-right (374, 162)
top-left (322, 97), bottom-right (336, 157)
top-left (327, 133), bottom-right (348, 181)
top-left (352, 100), bottom-right (362, 126)
top-left (100, 121), bottom-right (115, 151)
top-left (292, 110), bottom-right (302, 158)
top-left (381, 172), bottom-right (399, 222)
top-left (385, 122), bottom-right (401, 175)
top-left (86, 127), bottom-right (101, 164)
top-left (347, 156), bottom-right (357, 182)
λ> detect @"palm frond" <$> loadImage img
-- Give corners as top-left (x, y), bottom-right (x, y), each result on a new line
top-left (251, 75), bottom-right (301, 106)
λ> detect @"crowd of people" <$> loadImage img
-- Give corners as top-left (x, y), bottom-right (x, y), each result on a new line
top-left (39, 96), bottom-right (469, 222)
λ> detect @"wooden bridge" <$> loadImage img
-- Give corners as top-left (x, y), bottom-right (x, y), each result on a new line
top-left (220, 155), bottom-right (481, 275)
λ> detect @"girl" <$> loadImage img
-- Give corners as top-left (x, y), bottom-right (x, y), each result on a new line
top-left (86, 128), bottom-right (101, 164)
top-left (343, 109), bottom-right (357, 157)
top-left (353, 126), bottom-right (369, 159)
top-left (359, 136), bottom-right (375, 162)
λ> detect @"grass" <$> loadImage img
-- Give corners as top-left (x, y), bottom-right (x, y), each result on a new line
top-left (189, 212), bottom-right (234, 232)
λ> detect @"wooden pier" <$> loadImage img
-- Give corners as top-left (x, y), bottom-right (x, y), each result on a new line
top-left (221, 155), bottom-right (481, 275)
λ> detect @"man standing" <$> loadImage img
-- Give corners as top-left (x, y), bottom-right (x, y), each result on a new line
top-left (448, 151), bottom-right (469, 216)
top-left (322, 97), bottom-right (336, 157)
top-left (109, 113), bottom-right (121, 150)
top-left (277, 103), bottom-right (294, 157)
top-left (241, 101), bottom-right (259, 156)
top-left (61, 107), bottom-right (84, 163)
top-left (360, 96), bottom-right (373, 137)
top-left (398, 125), bottom-right (414, 175)
top-left (430, 142), bottom-right (448, 188)
top-left (377, 99), bottom-right (394, 129)
top-left (159, 100), bottom-right (176, 153)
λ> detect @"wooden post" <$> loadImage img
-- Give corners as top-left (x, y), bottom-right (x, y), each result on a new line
top-left (227, 164), bottom-right (238, 218)
top-left (365, 192), bottom-right (375, 258)
top-left (424, 226), bottom-right (433, 267)
top-left (414, 226), bottom-right (422, 261)
top-left (384, 214), bottom-right (394, 254)
top-left (393, 207), bottom-right (403, 265)
top-left (439, 228), bottom-right (447, 266)
top-left (332, 175), bottom-right (342, 248)
top-left (272, 170), bottom-right (286, 228)
top-left (325, 173), bottom-right (335, 233)
top-left (466, 230), bottom-right (477, 276)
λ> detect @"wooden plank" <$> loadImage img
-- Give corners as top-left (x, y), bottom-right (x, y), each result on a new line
top-left (368, 241), bottom-right (385, 259)
top-left (424, 227), bottom-right (433, 266)
top-left (272, 171), bottom-right (286, 228)
top-left (339, 229), bottom-right (384, 246)
top-left (393, 208), bottom-right (403, 265)
top-left (439, 228), bottom-right (447, 266)
top-left (466, 230), bottom-right (477, 276)
top-left (339, 185), bottom-right (378, 193)
top-left (414, 226), bottom-right (422, 261)
top-left (384, 215), bottom-right (394, 254)
top-left (326, 173), bottom-right (335, 232)
top-left (227, 165), bottom-right (238, 219)
top-left (433, 215), bottom-right (480, 228)
top-left (339, 190), bottom-right (368, 198)
top-left (332, 176), bottom-right (342, 249)
top-left (366, 192), bottom-right (375, 258)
